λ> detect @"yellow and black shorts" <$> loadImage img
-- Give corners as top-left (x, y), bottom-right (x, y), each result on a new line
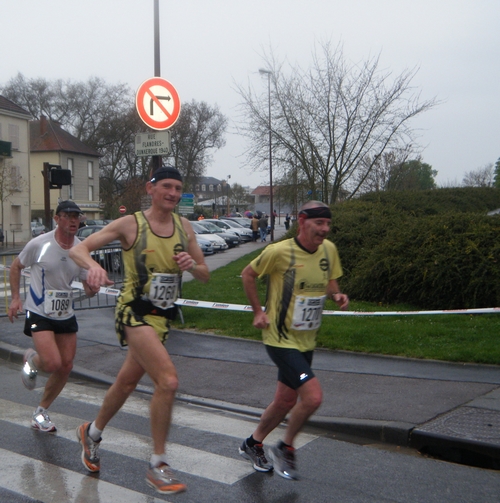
top-left (115, 302), bottom-right (170, 347)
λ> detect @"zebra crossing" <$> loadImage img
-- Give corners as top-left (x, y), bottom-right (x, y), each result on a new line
top-left (0, 380), bottom-right (317, 502)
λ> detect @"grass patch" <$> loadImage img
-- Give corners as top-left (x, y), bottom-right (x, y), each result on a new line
top-left (173, 249), bottom-right (500, 365)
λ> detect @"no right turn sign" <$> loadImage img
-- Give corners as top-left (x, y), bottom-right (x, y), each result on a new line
top-left (135, 77), bottom-right (181, 130)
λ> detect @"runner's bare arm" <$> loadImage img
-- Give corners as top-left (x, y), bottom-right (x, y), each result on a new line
top-left (8, 257), bottom-right (25, 322)
top-left (175, 217), bottom-right (209, 283)
top-left (241, 264), bottom-right (269, 329)
top-left (70, 217), bottom-right (135, 289)
top-left (327, 279), bottom-right (349, 311)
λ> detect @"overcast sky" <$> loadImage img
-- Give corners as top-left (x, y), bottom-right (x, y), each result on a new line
top-left (2, 0), bottom-right (499, 189)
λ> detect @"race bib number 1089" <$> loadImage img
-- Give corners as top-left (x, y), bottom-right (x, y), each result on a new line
top-left (44, 290), bottom-right (74, 318)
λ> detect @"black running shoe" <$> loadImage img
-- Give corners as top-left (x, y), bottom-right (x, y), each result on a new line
top-left (239, 439), bottom-right (273, 472)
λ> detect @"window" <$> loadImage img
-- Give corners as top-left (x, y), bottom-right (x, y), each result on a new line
top-left (67, 158), bottom-right (74, 199)
top-left (201, 184), bottom-right (206, 192)
top-left (88, 161), bottom-right (93, 178)
top-left (10, 165), bottom-right (21, 191)
top-left (217, 184), bottom-right (222, 192)
top-left (195, 184), bottom-right (200, 191)
top-left (9, 124), bottom-right (20, 150)
top-left (209, 184), bottom-right (214, 192)
top-left (88, 185), bottom-right (94, 201)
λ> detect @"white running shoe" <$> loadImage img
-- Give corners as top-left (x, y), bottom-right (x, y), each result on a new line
top-left (31, 410), bottom-right (57, 433)
top-left (22, 348), bottom-right (38, 390)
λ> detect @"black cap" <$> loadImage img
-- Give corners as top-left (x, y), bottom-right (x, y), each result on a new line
top-left (150, 166), bottom-right (183, 183)
top-left (56, 200), bottom-right (83, 215)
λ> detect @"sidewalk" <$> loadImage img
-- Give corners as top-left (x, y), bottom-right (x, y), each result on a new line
top-left (1, 224), bottom-right (499, 470)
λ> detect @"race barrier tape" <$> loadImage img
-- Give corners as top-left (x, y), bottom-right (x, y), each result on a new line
top-left (71, 282), bottom-right (500, 316)
top-left (2, 266), bottom-right (498, 317)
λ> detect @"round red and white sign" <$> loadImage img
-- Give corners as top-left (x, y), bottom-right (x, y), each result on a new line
top-left (119, 205), bottom-right (126, 214)
top-left (135, 77), bottom-right (181, 130)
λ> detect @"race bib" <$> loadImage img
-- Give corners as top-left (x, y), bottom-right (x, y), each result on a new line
top-left (148, 273), bottom-right (179, 309)
top-left (44, 290), bottom-right (74, 318)
top-left (291, 295), bottom-right (326, 331)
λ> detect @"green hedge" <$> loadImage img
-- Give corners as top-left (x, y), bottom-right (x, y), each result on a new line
top-left (330, 188), bottom-right (500, 309)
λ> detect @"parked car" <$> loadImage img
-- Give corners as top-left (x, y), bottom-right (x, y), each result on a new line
top-left (31, 221), bottom-right (46, 237)
top-left (197, 220), bottom-right (240, 248)
top-left (83, 219), bottom-right (107, 226)
top-left (220, 216), bottom-right (252, 229)
top-left (195, 235), bottom-right (215, 255)
top-left (207, 218), bottom-right (253, 242)
top-left (191, 221), bottom-right (228, 252)
top-left (76, 225), bottom-right (122, 272)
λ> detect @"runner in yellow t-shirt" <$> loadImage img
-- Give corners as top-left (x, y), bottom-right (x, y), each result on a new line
top-left (239, 200), bottom-right (349, 480)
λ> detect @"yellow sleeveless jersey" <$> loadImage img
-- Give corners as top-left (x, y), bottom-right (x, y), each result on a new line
top-left (115, 211), bottom-right (188, 345)
top-left (249, 237), bottom-right (343, 352)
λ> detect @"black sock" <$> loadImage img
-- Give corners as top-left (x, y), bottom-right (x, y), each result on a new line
top-left (278, 440), bottom-right (292, 450)
top-left (246, 435), bottom-right (260, 447)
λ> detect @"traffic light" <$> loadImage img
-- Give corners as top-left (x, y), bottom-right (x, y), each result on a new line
top-left (48, 165), bottom-right (72, 188)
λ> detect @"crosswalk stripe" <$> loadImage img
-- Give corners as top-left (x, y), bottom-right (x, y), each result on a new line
top-left (0, 399), bottom-right (251, 485)
top-left (60, 383), bottom-right (317, 449)
top-left (0, 448), bottom-right (168, 503)
top-left (1, 386), bottom-right (317, 486)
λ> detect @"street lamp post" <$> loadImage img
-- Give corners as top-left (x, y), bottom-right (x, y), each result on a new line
top-left (226, 174), bottom-right (231, 215)
top-left (259, 68), bottom-right (274, 242)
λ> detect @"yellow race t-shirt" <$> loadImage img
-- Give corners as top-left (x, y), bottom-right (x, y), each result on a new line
top-left (250, 237), bottom-right (342, 352)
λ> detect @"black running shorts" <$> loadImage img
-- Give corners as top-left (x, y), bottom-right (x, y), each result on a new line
top-left (265, 345), bottom-right (315, 390)
top-left (23, 310), bottom-right (78, 337)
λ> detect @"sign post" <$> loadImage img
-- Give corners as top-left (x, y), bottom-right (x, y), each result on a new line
top-left (178, 193), bottom-right (194, 216)
top-left (135, 75), bottom-right (181, 177)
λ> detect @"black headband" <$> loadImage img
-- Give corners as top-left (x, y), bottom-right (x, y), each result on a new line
top-left (299, 207), bottom-right (332, 219)
top-left (150, 166), bottom-right (183, 183)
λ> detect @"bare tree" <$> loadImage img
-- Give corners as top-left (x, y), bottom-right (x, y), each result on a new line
top-left (1, 75), bottom-right (227, 216)
top-left (166, 100), bottom-right (227, 189)
top-left (228, 182), bottom-right (251, 209)
top-left (235, 43), bottom-right (438, 203)
top-left (462, 163), bottom-right (494, 187)
top-left (356, 149), bottom-right (412, 194)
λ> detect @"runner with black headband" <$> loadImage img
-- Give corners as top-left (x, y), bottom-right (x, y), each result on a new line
top-left (239, 200), bottom-right (349, 480)
top-left (69, 166), bottom-right (209, 495)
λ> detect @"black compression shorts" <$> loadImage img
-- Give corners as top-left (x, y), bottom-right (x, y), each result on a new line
top-left (265, 345), bottom-right (315, 390)
top-left (24, 310), bottom-right (78, 337)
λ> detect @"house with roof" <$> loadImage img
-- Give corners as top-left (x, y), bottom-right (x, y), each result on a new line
top-left (0, 96), bottom-right (32, 244)
top-left (251, 185), bottom-right (294, 218)
top-left (30, 116), bottom-right (102, 224)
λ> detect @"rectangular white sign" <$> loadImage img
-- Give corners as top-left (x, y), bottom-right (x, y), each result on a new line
top-left (135, 131), bottom-right (171, 157)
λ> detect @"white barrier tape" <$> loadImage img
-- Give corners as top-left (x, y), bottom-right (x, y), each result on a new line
top-left (6, 270), bottom-right (500, 317)
top-left (72, 282), bottom-right (500, 315)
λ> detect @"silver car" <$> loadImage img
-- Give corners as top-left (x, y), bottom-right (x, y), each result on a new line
top-left (191, 221), bottom-right (228, 252)
top-left (206, 219), bottom-right (253, 242)
top-left (31, 221), bottom-right (46, 237)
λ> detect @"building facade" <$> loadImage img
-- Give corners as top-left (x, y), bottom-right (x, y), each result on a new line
top-left (30, 116), bottom-right (101, 225)
top-left (0, 96), bottom-right (32, 245)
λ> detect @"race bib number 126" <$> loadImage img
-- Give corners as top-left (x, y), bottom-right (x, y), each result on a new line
top-left (149, 273), bottom-right (179, 309)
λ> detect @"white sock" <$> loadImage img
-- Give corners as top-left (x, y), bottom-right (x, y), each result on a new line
top-left (150, 454), bottom-right (169, 468)
top-left (28, 352), bottom-right (38, 370)
top-left (34, 406), bottom-right (45, 415)
top-left (88, 421), bottom-right (103, 441)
